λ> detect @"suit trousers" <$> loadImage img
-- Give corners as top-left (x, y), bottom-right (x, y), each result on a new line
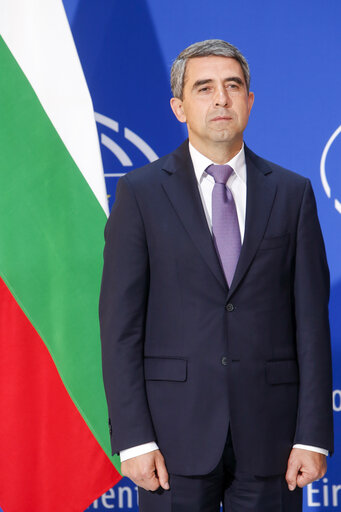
top-left (138, 433), bottom-right (303, 512)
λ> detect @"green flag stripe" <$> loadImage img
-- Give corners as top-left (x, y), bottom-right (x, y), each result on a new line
top-left (0, 37), bottom-right (117, 466)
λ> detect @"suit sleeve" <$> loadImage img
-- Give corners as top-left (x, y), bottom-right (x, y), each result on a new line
top-left (99, 176), bottom-right (156, 454)
top-left (293, 179), bottom-right (334, 453)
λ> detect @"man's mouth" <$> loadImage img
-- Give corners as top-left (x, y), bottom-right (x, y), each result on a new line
top-left (211, 114), bottom-right (233, 121)
top-left (210, 115), bottom-right (233, 122)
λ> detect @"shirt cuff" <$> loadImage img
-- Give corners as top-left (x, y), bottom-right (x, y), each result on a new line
top-left (293, 444), bottom-right (328, 456)
top-left (120, 442), bottom-right (159, 462)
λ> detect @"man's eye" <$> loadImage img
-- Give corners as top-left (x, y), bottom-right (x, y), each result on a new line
top-left (198, 87), bottom-right (210, 93)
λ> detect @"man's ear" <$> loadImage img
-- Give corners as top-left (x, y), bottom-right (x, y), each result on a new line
top-left (248, 91), bottom-right (255, 115)
top-left (170, 97), bottom-right (186, 123)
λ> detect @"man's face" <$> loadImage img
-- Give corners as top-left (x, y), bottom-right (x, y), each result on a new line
top-left (170, 56), bottom-right (254, 156)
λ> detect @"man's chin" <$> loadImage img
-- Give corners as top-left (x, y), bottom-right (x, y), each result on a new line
top-left (209, 132), bottom-right (240, 145)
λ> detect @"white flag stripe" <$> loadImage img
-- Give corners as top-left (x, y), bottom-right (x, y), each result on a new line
top-left (0, 0), bottom-right (108, 215)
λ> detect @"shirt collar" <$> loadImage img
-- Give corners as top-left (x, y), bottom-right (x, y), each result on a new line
top-left (189, 141), bottom-right (246, 184)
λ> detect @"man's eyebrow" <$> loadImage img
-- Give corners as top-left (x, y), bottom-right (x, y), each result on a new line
top-left (225, 76), bottom-right (244, 85)
top-left (192, 76), bottom-right (244, 90)
top-left (192, 79), bottom-right (213, 90)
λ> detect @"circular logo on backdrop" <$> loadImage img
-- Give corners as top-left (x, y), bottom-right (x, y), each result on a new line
top-left (95, 112), bottom-right (159, 209)
top-left (95, 112), bottom-right (158, 174)
top-left (320, 125), bottom-right (341, 214)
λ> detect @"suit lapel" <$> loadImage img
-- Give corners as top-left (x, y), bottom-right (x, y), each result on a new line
top-left (161, 141), bottom-right (228, 292)
top-left (160, 142), bottom-right (277, 297)
top-left (227, 147), bottom-right (277, 299)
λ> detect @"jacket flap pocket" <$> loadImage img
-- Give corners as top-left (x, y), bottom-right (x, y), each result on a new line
top-left (259, 233), bottom-right (290, 251)
top-left (266, 360), bottom-right (299, 385)
top-left (144, 357), bottom-right (187, 381)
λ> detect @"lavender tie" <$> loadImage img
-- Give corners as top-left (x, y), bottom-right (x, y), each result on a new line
top-left (206, 164), bottom-right (241, 287)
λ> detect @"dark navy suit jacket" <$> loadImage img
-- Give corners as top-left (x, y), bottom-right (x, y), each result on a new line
top-left (99, 141), bottom-right (333, 477)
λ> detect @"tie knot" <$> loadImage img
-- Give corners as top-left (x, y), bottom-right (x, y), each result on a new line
top-left (206, 164), bottom-right (234, 184)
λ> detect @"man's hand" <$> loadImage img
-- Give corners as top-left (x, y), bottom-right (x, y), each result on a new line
top-left (285, 448), bottom-right (327, 491)
top-left (121, 449), bottom-right (170, 491)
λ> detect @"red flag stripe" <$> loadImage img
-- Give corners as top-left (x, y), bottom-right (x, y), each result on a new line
top-left (0, 277), bottom-right (120, 511)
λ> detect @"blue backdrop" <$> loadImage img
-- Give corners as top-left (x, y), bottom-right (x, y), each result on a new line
top-left (62, 1), bottom-right (341, 509)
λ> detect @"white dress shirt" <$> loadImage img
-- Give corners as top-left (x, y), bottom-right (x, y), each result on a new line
top-left (120, 143), bottom-right (327, 461)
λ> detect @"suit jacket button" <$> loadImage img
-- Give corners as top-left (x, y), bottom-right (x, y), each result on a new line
top-left (221, 356), bottom-right (228, 366)
top-left (225, 303), bottom-right (235, 312)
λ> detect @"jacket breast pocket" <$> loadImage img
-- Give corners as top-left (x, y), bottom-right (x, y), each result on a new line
top-left (266, 360), bottom-right (299, 385)
top-left (144, 357), bottom-right (187, 382)
top-left (258, 233), bottom-right (290, 251)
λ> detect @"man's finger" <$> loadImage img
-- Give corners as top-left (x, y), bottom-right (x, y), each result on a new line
top-left (296, 472), bottom-right (313, 489)
top-left (296, 461), bottom-right (327, 489)
top-left (155, 452), bottom-right (170, 490)
top-left (130, 464), bottom-right (160, 491)
top-left (285, 458), bottom-right (300, 491)
top-left (145, 471), bottom-right (161, 491)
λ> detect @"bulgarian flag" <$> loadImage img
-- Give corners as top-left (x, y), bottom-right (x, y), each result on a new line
top-left (0, 1), bottom-right (121, 510)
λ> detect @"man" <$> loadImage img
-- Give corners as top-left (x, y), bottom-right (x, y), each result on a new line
top-left (99, 40), bottom-right (333, 511)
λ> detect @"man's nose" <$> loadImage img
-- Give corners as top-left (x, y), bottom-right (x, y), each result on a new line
top-left (214, 87), bottom-right (231, 107)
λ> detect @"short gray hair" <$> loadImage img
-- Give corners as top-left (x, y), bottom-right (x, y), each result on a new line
top-left (170, 39), bottom-right (250, 100)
